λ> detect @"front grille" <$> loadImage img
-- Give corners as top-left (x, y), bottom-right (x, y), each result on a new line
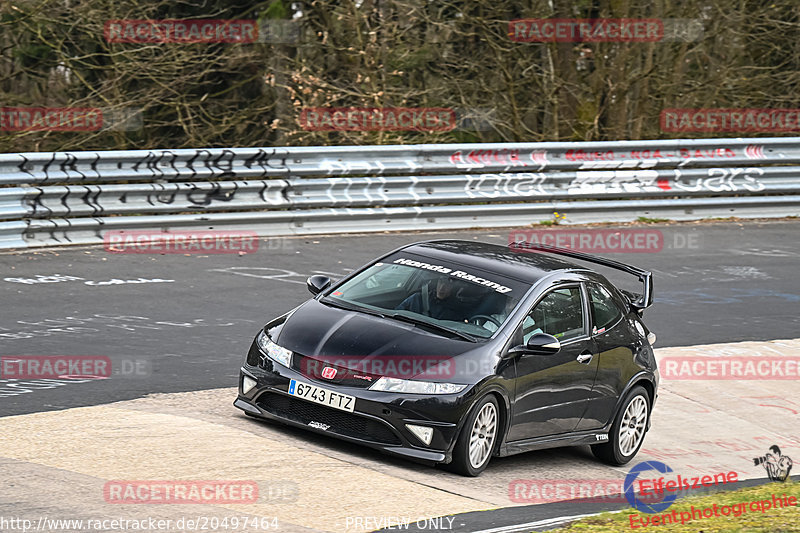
top-left (291, 354), bottom-right (377, 389)
top-left (257, 392), bottom-right (401, 445)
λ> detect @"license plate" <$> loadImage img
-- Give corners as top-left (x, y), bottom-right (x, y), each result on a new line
top-left (288, 379), bottom-right (356, 413)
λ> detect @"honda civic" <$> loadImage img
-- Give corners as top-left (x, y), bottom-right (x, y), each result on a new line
top-left (234, 240), bottom-right (659, 476)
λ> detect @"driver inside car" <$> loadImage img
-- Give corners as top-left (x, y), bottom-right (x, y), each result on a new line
top-left (395, 277), bottom-right (464, 321)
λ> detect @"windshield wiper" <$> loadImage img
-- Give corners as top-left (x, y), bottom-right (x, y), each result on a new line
top-left (387, 313), bottom-right (477, 342)
top-left (320, 297), bottom-right (386, 318)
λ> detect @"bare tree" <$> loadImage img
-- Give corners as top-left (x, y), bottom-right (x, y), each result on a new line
top-left (2, 0), bottom-right (800, 153)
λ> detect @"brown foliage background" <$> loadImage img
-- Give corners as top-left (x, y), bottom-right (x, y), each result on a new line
top-left (1, 0), bottom-right (799, 152)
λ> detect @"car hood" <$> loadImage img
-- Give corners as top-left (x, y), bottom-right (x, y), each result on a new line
top-left (271, 299), bottom-right (489, 381)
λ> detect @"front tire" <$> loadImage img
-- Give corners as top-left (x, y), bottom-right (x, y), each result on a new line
top-left (592, 385), bottom-right (650, 465)
top-left (447, 395), bottom-right (499, 477)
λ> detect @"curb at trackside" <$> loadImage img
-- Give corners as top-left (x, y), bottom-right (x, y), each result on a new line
top-left (374, 475), bottom-right (799, 533)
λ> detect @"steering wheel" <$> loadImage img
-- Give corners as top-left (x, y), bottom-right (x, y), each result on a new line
top-left (469, 314), bottom-right (502, 328)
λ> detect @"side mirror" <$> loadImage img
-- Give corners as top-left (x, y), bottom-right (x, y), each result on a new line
top-left (307, 275), bottom-right (331, 296)
top-left (506, 333), bottom-right (562, 357)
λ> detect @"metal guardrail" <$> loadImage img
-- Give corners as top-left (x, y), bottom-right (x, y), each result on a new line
top-left (1, 138), bottom-right (798, 249)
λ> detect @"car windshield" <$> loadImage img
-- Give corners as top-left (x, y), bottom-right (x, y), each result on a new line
top-left (323, 255), bottom-right (530, 339)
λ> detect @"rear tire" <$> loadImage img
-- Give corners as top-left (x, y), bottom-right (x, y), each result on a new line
top-left (592, 385), bottom-right (650, 465)
top-left (446, 395), bottom-right (499, 477)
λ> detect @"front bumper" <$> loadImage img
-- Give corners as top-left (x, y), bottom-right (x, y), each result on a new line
top-left (234, 346), bottom-right (476, 465)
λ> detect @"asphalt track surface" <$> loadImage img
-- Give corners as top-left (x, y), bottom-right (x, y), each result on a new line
top-left (1, 220), bottom-right (799, 416)
top-left (1, 220), bottom-right (799, 532)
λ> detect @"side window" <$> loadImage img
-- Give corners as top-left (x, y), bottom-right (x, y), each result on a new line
top-left (522, 286), bottom-right (585, 343)
top-left (588, 283), bottom-right (623, 332)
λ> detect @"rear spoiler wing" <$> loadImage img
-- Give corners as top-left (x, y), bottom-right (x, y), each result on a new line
top-left (512, 243), bottom-right (654, 313)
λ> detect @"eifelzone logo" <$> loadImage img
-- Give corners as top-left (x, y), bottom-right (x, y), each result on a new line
top-left (624, 461), bottom-right (677, 513)
top-left (308, 421), bottom-right (330, 431)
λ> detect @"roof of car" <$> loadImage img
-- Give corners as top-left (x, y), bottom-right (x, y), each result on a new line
top-left (399, 240), bottom-right (588, 284)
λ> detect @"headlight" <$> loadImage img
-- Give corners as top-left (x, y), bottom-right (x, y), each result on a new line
top-left (368, 377), bottom-right (467, 395)
top-left (256, 330), bottom-right (292, 367)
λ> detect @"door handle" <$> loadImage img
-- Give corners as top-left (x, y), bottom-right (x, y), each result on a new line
top-left (576, 352), bottom-right (593, 364)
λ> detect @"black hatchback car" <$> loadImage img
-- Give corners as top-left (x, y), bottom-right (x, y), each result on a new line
top-left (235, 240), bottom-right (659, 476)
